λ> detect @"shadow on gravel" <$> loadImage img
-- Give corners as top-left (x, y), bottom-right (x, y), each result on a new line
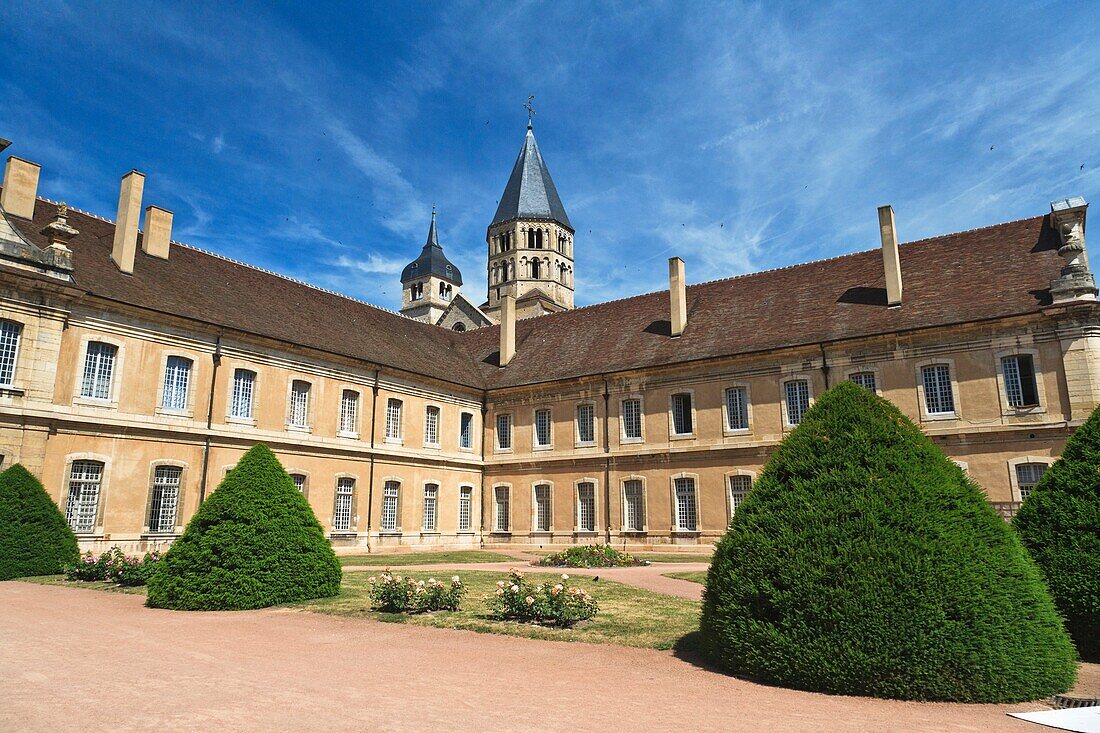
top-left (671, 630), bottom-right (711, 669)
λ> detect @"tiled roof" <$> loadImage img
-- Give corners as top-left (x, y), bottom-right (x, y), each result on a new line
top-left (400, 210), bottom-right (462, 285)
top-left (490, 126), bottom-right (572, 230)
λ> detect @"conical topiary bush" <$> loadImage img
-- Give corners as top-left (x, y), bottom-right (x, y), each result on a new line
top-left (0, 463), bottom-right (80, 580)
top-left (1014, 404), bottom-right (1100, 661)
top-left (700, 381), bottom-right (1076, 702)
top-left (146, 443), bottom-right (341, 610)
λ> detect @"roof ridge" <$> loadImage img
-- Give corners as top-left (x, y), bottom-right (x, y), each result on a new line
top-left (37, 195), bottom-right (412, 320)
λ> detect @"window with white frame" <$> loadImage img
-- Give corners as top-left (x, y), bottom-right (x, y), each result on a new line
top-left (80, 341), bottom-right (117, 400)
top-left (921, 364), bottom-right (955, 415)
top-left (161, 356), bottom-right (191, 411)
top-left (458, 487), bottom-right (473, 532)
top-left (671, 393), bottom-right (693, 435)
top-left (0, 320), bottom-right (22, 386)
top-left (1002, 355), bottom-right (1040, 408)
top-left (459, 412), bottom-right (473, 449)
top-left (724, 386), bottom-right (748, 431)
top-left (496, 413), bottom-right (512, 450)
top-left (622, 398), bottom-right (642, 440)
top-left (385, 398), bottom-right (403, 441)
top-left (494, 486), bottom-right (510, 532)
top-left (230, 369), bottom-right (256, 419)
top-left (424, 405), bottom-right (440, 446)
top-left (288, 380), bottom-right (311, 428)
top-left (66, 460), bottom-right (103, 533)
top-left (784, 380), bottom-right (810, 425)
top-left (290, 473), bottom-right (307, 493)
top-left (576, 404), bottom-right (595, 444)
top-left (339, 390), bottom-right (359, 434)
top-left (674, 477), bottom-right (698, 531)
top-left (623, 480), bottom-right (645, 531)
top-left (534, 484), bottom-right (552, 532)
top-left (849, 371), bottom-right (877, 393)
top-left (333, 477), bottom-right (354, 531)
top-left (147, 465), bottom-right (181, 533)
top-left (534, 408), bottom-right (552, 447)
top-left (423, 483), bottom-right (438, 532)
top-left (577, 482), bottom-right (596, 532)
top-left (1015, 463), bottom-right (1047, 502)
top-left (381, 480), bottom-right (400, 531)
top-left (728, 475), bottom-right (751, 520)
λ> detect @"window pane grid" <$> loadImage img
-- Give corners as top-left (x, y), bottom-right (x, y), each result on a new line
top-left (81, 342), bottom-right (116, 399)
top-left (385, 399), bottom-right (403, 440)
top-left (1002, 355), bottom-right (1039, 408)
top-left (496, 414), bottom-right (512, 449)
top-left (623, 480), bottom-right (645, 531)
top-left (622, 398), bottom-right (641, 439)
top-left (534, 484), bottom-right (551, 531)
top-left (459, 413), bottom-right (473, 449)
top-left (66, 460), bottom-right (102, 533)
top-left (333, 478), bottom-right (354, 531)
top-left (724, 387), bottom-right (747, 430)
top-left (577, 404), bottom-right (595, 443)
top-left (671, 394), bottom-right (693, 435)
top-left (291, 474), bottom-right (306, 493)
top-left (850, 372), bottom-right (876, 392)
top-left (577, 482), bottom-right (596, 532)
top-left (494, 487), bottom-right (510, 532)
top-left (148, 466), bottom-right (181, 532)
top-left (0, 320), bottom-right (22, 385)
top-left (425, 406), bottom-right (440, 445)
top-left (785, 380), bottom-right (810, 425)
top-left (922, 365), bottom-right (955, 415)
top-left (535, 409), bottom-right (552, 446)
top-left (423, 484), bottom-right (438, 531)
top-left (674, 477), bottom-right (697, 531)
top-left (231, 370), bottom-right (255, 419)
top-left (161, 356), bottom-right (191, 410)
top-left (728, 475), bottom-right (751, 520)
top-left (340, 390), bottom-right (359, 433)
top-left (1016, 463), bottom-right (1046, 502)
top-left (458, 487), bottom-right (472, 532)
top-left (381, 481), bottom-right (400, 531)
top-left (289, 381), bottom-right (310, 427)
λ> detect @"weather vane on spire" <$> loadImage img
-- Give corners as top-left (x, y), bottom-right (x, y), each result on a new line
top-left (524, 95), bottom-right (535, 128)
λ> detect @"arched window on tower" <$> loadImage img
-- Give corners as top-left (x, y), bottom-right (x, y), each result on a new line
top-left (559, 263), bottom-right (567, 284)
top-left (530, 259), bottom-right (541, 279)
top-left (452, 323), bottom-right (466, 332)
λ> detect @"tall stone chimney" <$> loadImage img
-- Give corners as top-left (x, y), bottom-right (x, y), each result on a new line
top-left (111, 170), bottom-right (144, 274)
top-left (878, 205), bottom-right (903, 306)
top-left (669, 257), bottom-right (687, 337)
top-left (1049, 197), bottom-right (1095, 304)
top-left (142, 205), bottom-right (173, 259)
top-left (500, 292), bottom-right (516, 367)
top-left (1, 156), bottom-right (41, 220)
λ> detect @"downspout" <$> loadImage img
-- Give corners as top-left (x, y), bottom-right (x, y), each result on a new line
top-left (364, 369), bottom-right (380, 553)
top-left (820, 343), bottom-right (831, 389)
top-left (603, 377), bottom-right (612, 545)
top-left (479, 391), bottom-right (488, 547)
top-left (198, 334), bottom-right (222, 503)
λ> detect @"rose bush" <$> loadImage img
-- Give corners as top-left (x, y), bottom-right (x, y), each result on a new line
top-left (63, 546), bottom-right (162, 586)
top-left (538, 544), bottom-right (642, 568)
top-left (488, 568), bottom-right (598, 626)
top-left (367, 571), bottom-right (466, 613)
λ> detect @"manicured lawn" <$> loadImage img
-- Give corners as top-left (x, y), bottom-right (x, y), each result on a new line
top-left (663, 571), bottom-right (707, 585)
top-left (303, 570), bottom-right (701, 650)
top-left (337, 550), bottom-right (516, 567)
top-left (634, 553), bottom-right (712, 564)
top-left (19, 575), bottom-right (147, 595)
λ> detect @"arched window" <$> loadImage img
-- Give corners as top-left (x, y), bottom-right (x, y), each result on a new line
top-left (381, 480), bottom-right (400, 531)
top-left (148, 465), bottom-right (182, 533)
top-left (531, 259), bottom-right (541, 279)
top-left (333, 477), bottom-right (355, 531)
top-left (452, 323), bottom-right (466, 332)
top-left (66, 460), bottom-right (103, 533)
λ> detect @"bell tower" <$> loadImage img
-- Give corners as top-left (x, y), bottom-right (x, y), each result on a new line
top-left (483, 106), bottom-right (574, 322)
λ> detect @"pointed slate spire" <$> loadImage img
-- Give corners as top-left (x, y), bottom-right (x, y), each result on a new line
top-left (401, 208), bottom-right (462, 286)
top-left (491, 125), bottom-right (572, 231)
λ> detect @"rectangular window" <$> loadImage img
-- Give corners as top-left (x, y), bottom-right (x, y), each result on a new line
top-left (333, 477), bottom-right (354, 531)
top-left (922, 364), bottom-right (955, 415)
top-left (423, 483), bottom-right (438, 532)
top-left (385, 398), bottom-right (403, 441)
top-left (622, 398), bottom-right (642, 440)
top-left (674, 477), bottom-right (698, 532)
top-left (494, 486), bottom-right (510, 532)
top-left (147, 465), bottom-right (181, 533)
top-left (381, 480), bottom-right (400, 531)
top-left (728, 475), bottom-right (751, 520)
top-left (577, 482), bottom-right (596, 532)
top-left (80, 341), bottom-right (117, 400)
top-left (1015, 463), bottom-right (1047, 502)
top-left (289, 380), bottom-right (310, 428)
top-left (784, 380), bottom-right (810, 425)
top-left (671, 393), bottom-right (693, 435)
top-left (161, 356), bottom-right (191, 411)
top-left (339, 390), bottom-right (359, 434)
top-left (496, 413), bottom-right (512, 450)
top-left (535, 408), bottom-right (552, 447)
top-left (230, 369), bottom-right (256, 419)
top-left (291, 474), bottom-right (306, 493)
top-left (576, 404), bottom-right (595, 444)
top-left (534, 484), bottom-right (552, 532)
top-left (424, 405), bottom-right (440, 446)
top-left (459, 412), bottom-right (473, 449)
top-left (623, 480), bottom-right (645, 532)
top-left (724, 387), bottom-right (748, 431)
top-left (1002, 355), bottom-right (1039, 408)
top-left (66, 460), bottom-right (103, 533)
top-left (0, 320), bottom-right (22, 385)
top-left (849, 371), bottom-right (877, 393)
top-left (458, 487), bottom-right (472, 532)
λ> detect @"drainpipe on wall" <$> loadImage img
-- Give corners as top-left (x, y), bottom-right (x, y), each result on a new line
top-left (820, 343), bottom-right (831, 389)
top-left (364, 369), bottom-right (380, 554)
top-left (603, 377), bottom-right (612, 545)
top-left (198, 334), bottom-right (222, 503)
top-left (479, 392), bottom-right (488, 548)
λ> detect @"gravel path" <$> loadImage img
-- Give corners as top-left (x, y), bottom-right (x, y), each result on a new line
top-left (1, 582), bottom-right (1045, 733)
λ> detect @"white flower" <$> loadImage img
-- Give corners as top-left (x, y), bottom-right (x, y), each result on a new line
top-left (525, 596), bottom-right (535, 605)
top-left (510, 584), bottom-right (520, 593)
top-left (561, 573), bottom-right (569, 580)
top-left (452, 576), bottom-right (460, 583)
top-left (418, 580), bottom-right (425, 587)
top-left (428, 578), bottom-right (436, 584)
top-left (496, 580), bottom-right (506, 588)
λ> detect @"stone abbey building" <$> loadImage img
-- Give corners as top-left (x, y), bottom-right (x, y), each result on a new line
top-left (0, 125), bottom-right (1096, 554)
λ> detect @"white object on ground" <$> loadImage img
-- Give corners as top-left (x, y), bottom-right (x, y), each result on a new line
top-left (1008, 706), bottom-right (1100, 732)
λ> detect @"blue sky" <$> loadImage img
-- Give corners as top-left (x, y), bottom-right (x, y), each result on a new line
top-left (2, 1), bottom-right (1098, 311)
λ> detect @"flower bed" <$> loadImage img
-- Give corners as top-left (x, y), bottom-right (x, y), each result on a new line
top-left (367, 571), bottom-right (466, 613)
top-left (489, 569), bottom-right (598, 626)
top-left (538, 544), bottom-right (644, 568)
top-left (64, 547), bottom-right (162, 587)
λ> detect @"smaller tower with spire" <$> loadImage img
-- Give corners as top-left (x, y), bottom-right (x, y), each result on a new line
top-left (400, 208), bottom-right (463, 323)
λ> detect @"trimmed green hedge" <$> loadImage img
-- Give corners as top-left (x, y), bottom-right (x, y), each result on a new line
top-left (700, 381), bottom-right (1076, 702)
top-left (1015, 404), bottom-right (1100, 661)
top-left (0, 463), bottom-right (79, 580)
top-left (146, 444), bottom-right (341, 610)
